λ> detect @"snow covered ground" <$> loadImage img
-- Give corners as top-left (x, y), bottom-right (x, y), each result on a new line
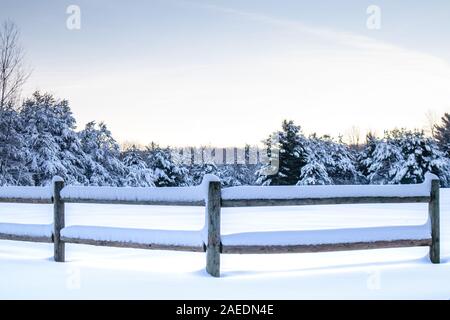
top-left (1, 189), bottom-right (450, 299)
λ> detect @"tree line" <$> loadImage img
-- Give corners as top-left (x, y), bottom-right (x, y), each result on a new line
top-left (1, 91), bottom-right (449, 187)
top-left (258, 119), bottom-right (450, 187)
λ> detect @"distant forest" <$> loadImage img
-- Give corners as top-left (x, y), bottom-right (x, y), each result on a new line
top-left (1, 91), bottom-right (450, 187)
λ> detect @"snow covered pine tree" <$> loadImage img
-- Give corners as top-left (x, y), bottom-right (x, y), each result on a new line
top-left (79, 121), bottom-right (126, 186)
top-left (257, 120), bottom-right (309, 185)
top-left (434, 113), bottom-right (450, 156)
top-left (146, 145), bottom-right (190, 187)
top-left (122, 145), bottom-right (155, 187)
top-left (21, 92), bottom-right (88, 186)
top-left (0, 105), bottom-right (32, 185)
top-left (360, 129), bottom-right (450, 186)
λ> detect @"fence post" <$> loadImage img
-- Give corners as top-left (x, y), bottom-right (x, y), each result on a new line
top-left (53, 178), bottom-right (65, 262)
top-left (429, 178), bottom-right (440, 264)
top-left (206, 181), bottom-right (221, 277)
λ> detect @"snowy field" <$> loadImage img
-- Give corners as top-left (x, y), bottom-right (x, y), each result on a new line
top-left (1, 190), bottom-right (450, 299)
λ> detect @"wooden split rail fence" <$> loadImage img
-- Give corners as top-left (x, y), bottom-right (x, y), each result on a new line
top-left (0, 175), bottom-right (441, 277)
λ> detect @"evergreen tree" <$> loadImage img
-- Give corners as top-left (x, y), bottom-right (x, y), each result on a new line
top-left (360, 131), bottom-right (404, 184)
top-left (360, 129), bottom-right (450, 186)
top-left (313, 135), bottom-right (361, 184)
top-left (0, 106), bottom-right (31, 185)
top-left (297, 159), bottom-right (331, 185)
top-left (122, 145), bottom-right (155, 187)
top-left (218, 164), bottom-right (256, 187)
top-left (255, 135), bottom-right (278, 185)
top-left (358, 132), bottom-right (377, 184)
top-left (187, 146), bottom-right (217, 185)
top-left (257, 120), bottom-right (309, 185)
top-left (390, 129), bottom-right (450, 185)
top-left (79, 121), bottom-right (126, 186)
top-left (21, 92), bottom-right (87, 185)
top-left (434, 113), bottom-right (450, 156)
top-left (147, 146), bottom-right (190, 187)
top-left (297, 135), bottom-right (331, 185)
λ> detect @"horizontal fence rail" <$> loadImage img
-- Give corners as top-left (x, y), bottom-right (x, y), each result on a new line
top-left (60, 225), bottom-right (205, 252)
top-left (0, 230), bottom-right (53, 243)
top-left (59, 236), bottom-right (205, 253)
top-left (220, 183), bottom-right (433, 207)
top-left (221, 239), bottom-right (433, 254)
top-left (221, 196), bottom-right (431, 207)
top-left (220, 225), bottom-right (433, 254)
top-left (0, 173), bottom-right (441, 277)
top-left (61, 198), bottom-right (205, 206)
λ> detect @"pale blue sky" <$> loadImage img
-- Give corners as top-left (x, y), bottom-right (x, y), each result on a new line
top-left (1, 0), bottom-right (450, 146)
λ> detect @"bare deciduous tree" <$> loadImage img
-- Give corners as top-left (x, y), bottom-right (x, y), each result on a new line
top-left (346, 125), bottom-right (361, 148)
top-left (425, 109), bottom-right (438, 137)
top-left (0, 20), bottom-right (30, 110)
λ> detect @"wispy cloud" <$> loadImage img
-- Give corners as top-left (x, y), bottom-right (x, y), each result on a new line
top-left (179, 0), bottom-right (448, 61)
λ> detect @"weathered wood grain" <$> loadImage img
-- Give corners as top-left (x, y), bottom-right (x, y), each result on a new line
top-left (206, 181), bottom-right (221, 277)
top-left (0, 233), bottom-right (52, 243)
top-left (221, 238), bottom-right (432, 254)
top-left (0, 198), bottom-right (52, 204)
top-left (53, 180), bottom-right (65, 262)
top-left (61, 198), bottom-right (205, 207)
top-left (60, 236), bottom-right (205, 252)
top-left (221, 196), bottom-right (430, 207)
top-left (429, 179), bottom-right (440, 263)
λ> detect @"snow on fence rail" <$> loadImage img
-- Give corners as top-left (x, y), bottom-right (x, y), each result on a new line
top-left (60, 185), bottom-right (206, 206)
top-left (0, 186), bottom-right (53, 204)
top-left (0, 174), bottom-right (440, 277)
